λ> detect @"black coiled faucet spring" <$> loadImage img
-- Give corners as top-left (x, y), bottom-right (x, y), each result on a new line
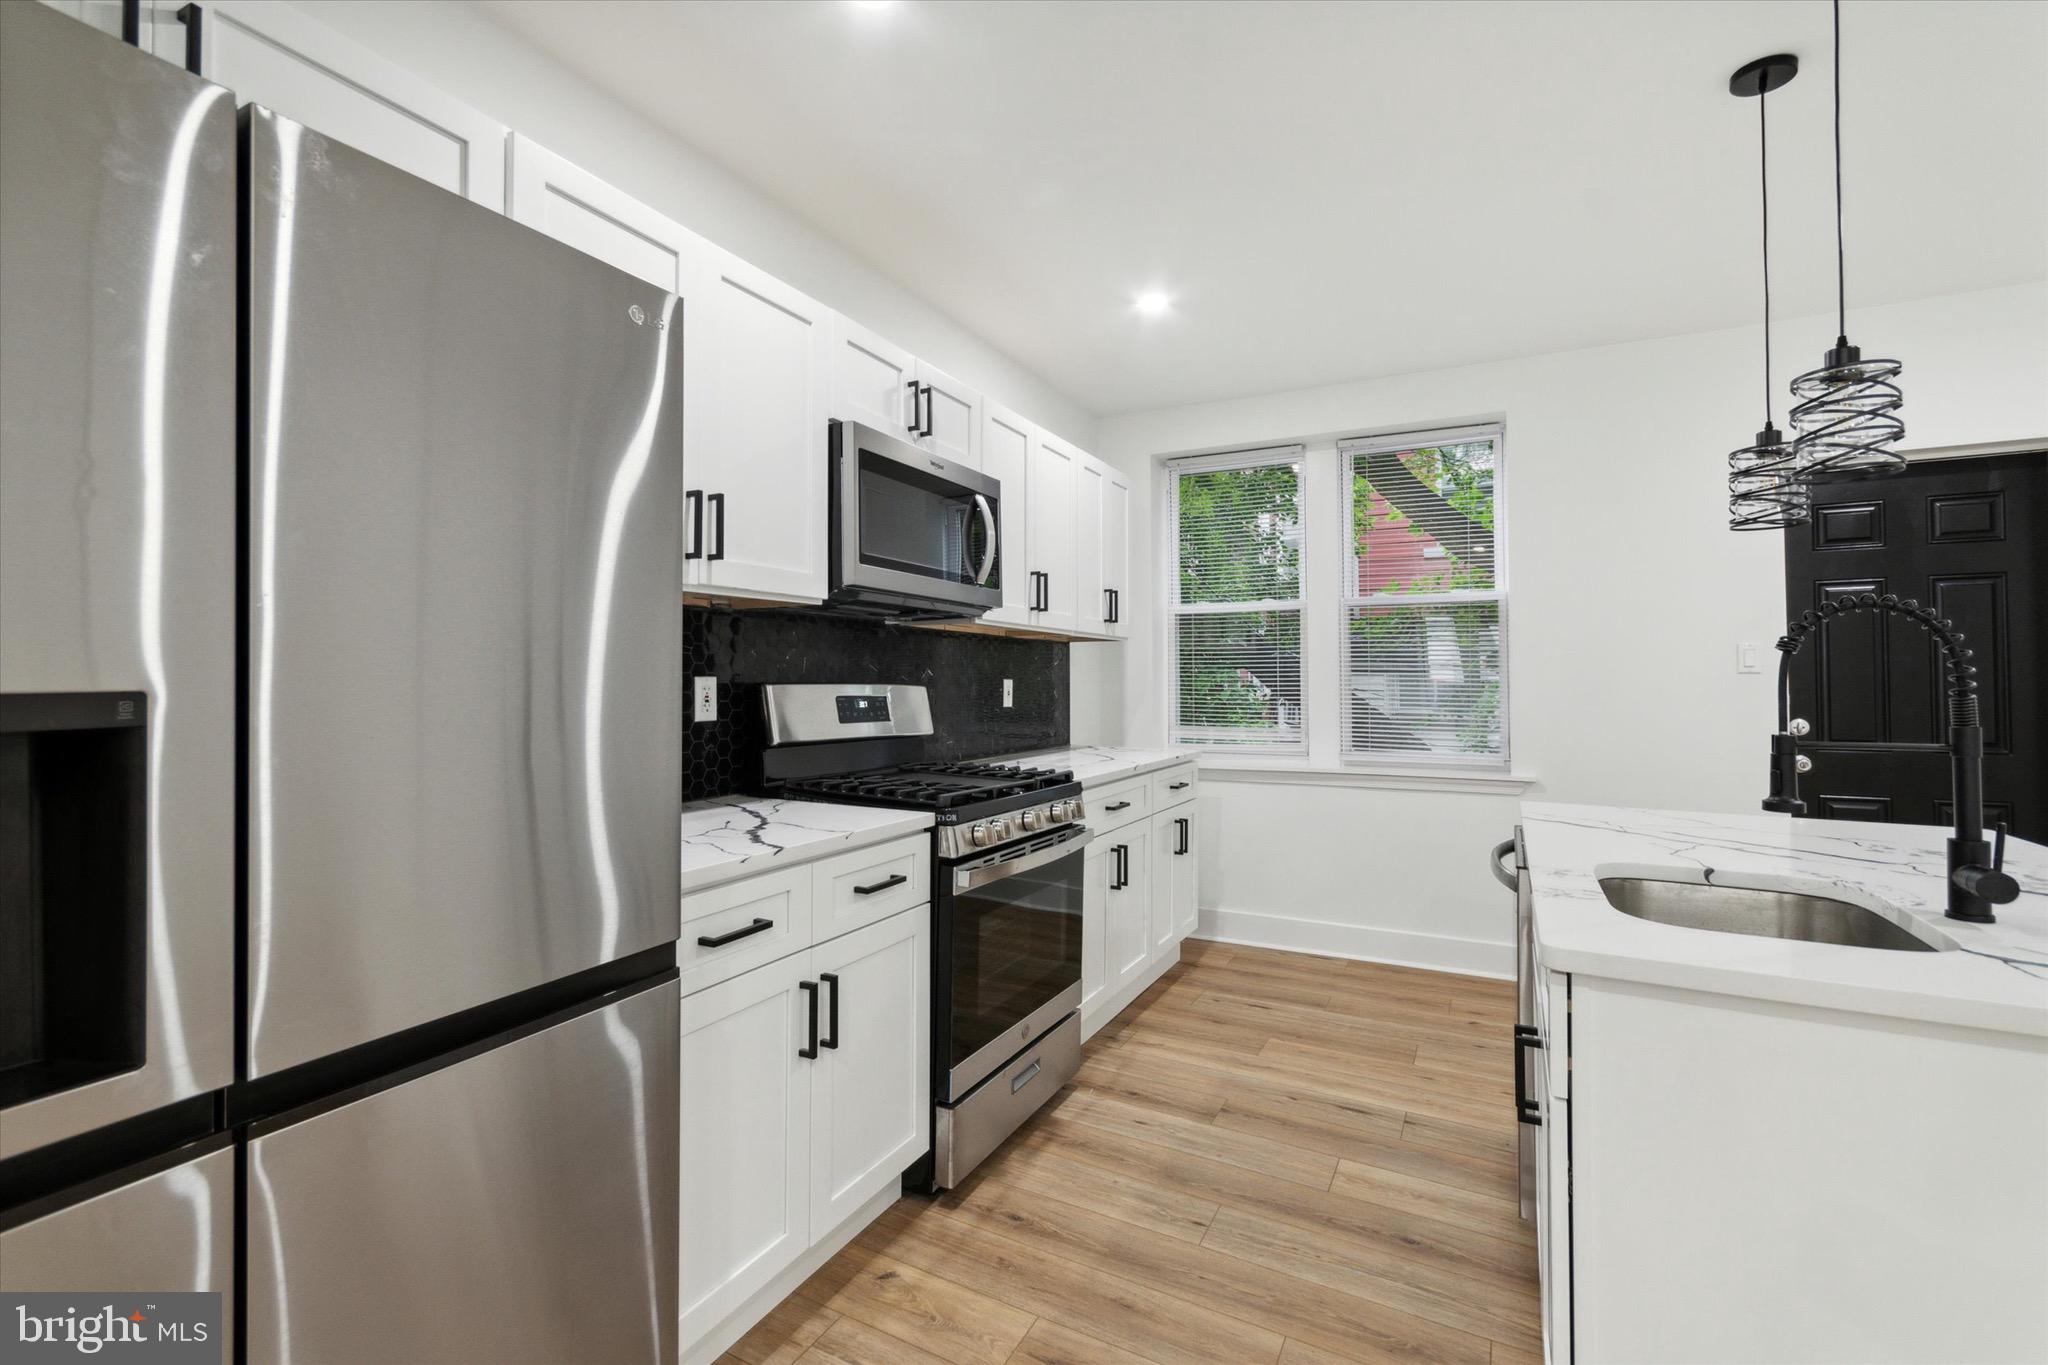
top-left (1766, 592), bottom-right (2017, 922)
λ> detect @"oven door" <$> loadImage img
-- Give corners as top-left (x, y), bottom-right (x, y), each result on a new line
top-left (938, 825), bottom-right (1087, 1102)
top-left (832, 419), bottom-right (1001, 614)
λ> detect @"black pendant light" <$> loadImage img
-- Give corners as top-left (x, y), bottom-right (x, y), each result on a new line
top-left (1791, 0), bottom-right (1905, 481)
top-left (1727, 53), bottom-right (1804, 531)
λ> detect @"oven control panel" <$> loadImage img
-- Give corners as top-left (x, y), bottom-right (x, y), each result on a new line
top-left (937, 797), bottom-right (1084, 860)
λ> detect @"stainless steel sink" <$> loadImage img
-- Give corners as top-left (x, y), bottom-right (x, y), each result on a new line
top-left (1598, 877), bottom-right (1938, 952)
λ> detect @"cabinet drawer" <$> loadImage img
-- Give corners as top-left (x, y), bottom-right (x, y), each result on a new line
top-left (680, 866), bottom-right (811, 996)
top-left (1151, 764), bottom-right (1198, 810)
top-left (1087, 776), bottom-right (1150, 834)
top-left (811, 835), bottom-right (929, 942)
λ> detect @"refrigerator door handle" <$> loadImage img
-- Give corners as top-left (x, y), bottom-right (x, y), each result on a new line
top-left (1490, 838), bottom-right (1519, 891)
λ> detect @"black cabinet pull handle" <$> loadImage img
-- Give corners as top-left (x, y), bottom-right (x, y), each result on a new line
top-left (1176, 817), bottom-right (1189, 856)
top-left (176, 3), bottom-right (203, 73)
top-left (853, 873), bottom-right (907, 896)
top-left (121, 0), bottom-right (141, 45)
top-left (1104, 801), bottom-right (1131, 812)
top-left (685, 490), bottom-right (704, 560)
top-left (697, 917), bottom-right (772, 948)
top-left (1168, 781), bottom-right (1190, 791)
top-left (1111, 844), bottom-right (1128, 890)
top-left (707, 492), bottom-right (726, 561)
top-left (906, 379), bottom-right (922, 434)
top-left (799, 980), bottom-right (820, 1060)
top-left (920, 383), bottom-right (936, 438)
top-left (819, 972), bottom-right (840, 1050)
top-left (1513, 1024), bottom-right (1542, 1126)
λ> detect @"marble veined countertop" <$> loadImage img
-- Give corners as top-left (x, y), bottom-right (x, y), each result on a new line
top-left (679, 797), bottom-right (932, 894)
top-left (1522, 802), bottom-right (2048, 1037)
top-left (987, 745), bottom-right (1192, 786)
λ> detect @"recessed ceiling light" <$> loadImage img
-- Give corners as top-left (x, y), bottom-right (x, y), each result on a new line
top-left (1133, 290), bottom-right (1173, 317)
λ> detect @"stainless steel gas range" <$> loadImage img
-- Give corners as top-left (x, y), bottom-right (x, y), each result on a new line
top-left (760, 684), bottom-right (1087, 1190)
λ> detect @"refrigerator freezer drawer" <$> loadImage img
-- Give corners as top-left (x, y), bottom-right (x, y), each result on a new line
top-left (1, 1143), bottom-right (234, 1357)
top-left (242, 107), bottom-right (684, 1078)
top-left (245, 977), bottom-right (678, 1365)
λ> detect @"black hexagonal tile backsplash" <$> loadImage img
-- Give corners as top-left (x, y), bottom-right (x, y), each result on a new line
top-left (683, 608), bottom-right (1070, 800)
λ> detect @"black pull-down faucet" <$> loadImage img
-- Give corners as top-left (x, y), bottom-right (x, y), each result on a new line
top-left (1765, 592), bottom-right (2019, 922)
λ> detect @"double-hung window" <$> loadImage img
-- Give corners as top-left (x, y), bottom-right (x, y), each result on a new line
top-left (1167, 447), bottom-right (1306, 753)
top-left (1339, 425), bottom-right (1506, 764)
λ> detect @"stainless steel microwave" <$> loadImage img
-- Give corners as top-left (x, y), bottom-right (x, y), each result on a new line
top-left (829, 419), bottom-right (1002, 618)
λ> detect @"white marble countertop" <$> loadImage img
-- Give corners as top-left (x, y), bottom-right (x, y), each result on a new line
top-left (1523, 802), bottom-right (2048, 1037)
top-left (987, 745), bottom-right (1193, 786)
top-left (679, 797), bottom-right (932, 894)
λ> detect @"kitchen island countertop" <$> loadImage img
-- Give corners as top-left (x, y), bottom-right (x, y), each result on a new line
top-left (1522, 802), bottom-right (2048, 1037)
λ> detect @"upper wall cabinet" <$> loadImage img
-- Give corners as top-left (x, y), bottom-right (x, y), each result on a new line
top-left (507, 134), bottom-right (705, 293)
top-left (981, 402), bottom-right (1036, 627)
top-left (685, 247), bottom-right (832, 604)
top-left (914, 359), bottom-right (981, 471)
top-left (1025, 430), bottom-right (1082, 634)
top-left (1101, 465), bottom-right (1131, 637)
top-left (828, 323), bottom-right (982, 470)
top-left (1076, 456), bottom-right (1107, 635)
top-left (831, 317), bottom-right (917, 439)
top-left (197, 0), bottom-right (506, 209)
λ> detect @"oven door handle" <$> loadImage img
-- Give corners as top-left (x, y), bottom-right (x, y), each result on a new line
top-left (952, 826), bottom-right (1092, 893)
top-left (970, 494), bottom-right (998, 586)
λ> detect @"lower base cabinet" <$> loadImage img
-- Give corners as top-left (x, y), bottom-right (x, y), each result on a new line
top-left (1082, 764), bottom-right (1201, 1035)
top-left (678, 907), bottom-right (928, 1352)
top-left (1151, 806), bottom-right (1197, 949)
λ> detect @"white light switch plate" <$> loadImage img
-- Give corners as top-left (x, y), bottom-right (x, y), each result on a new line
top-left (1737, 642), bottom-right (1762, 674)
top-left (1002, 678), bottom-right (1014, 708)
top-left (693, 676), bottom-right (717, 722)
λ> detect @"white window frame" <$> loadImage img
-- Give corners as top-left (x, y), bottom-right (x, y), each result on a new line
top-left (1165, 446), bottom-right (1310, 756)
top-left (1337, 423), bottom-right (1510, 770)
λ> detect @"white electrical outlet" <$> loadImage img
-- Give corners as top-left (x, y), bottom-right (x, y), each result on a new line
top-left (693, 676), bottom-right (718, 722)
top-left (1002, 678), bottom-right (1014, 708)
top-left (1737, 642), bottom-right (1762, 675)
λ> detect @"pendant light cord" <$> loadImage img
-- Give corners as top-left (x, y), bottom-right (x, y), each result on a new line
top-left (1843, 0), bottom-right (1859, 339)
top-left (1760, 80), bottom-right (1774, 425)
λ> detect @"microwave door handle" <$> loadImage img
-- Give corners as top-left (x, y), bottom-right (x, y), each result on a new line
top-left (970, 494), bottom-right (998, 586)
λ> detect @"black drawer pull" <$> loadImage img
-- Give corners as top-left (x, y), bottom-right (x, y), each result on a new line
top-left (1104, 801), bottom-right (1131, 812)
top-left (1514, 1024), bottom-right (1543, 1126)
top-left (1168, 781), bottom-right (1190, 791)
top-left (853, 873), bottom-right (907, 896)
top-left (697, 917), bottom-right (772, 948)
top-left (820, 972), bottom-right (840, 1050)
top-left (799, 980), bottom-right (820, 1060)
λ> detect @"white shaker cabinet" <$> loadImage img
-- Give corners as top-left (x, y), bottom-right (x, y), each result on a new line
top-left (1079, 837), bottom-right (1114, 1018)
top-left (1026, 430), bottom-right (1081, 633)
top-left (1105, 825), bottom-right (1152, 990)
top-left (914, 359), bottom-right (982, 470)
top-left (678, 949), bottom-right (814, 1350)
top-left (830, 316), bottom-right (917, 438)
top-left (981, 402), bottom-right (1037, 626)
top-left (807, 910), bottom-right (929, 1237)
top-left (1151, 806), bottom-right (1196, 952)
top-left (507, 134), bottom-right (704, 292)
top-left (1101, 466), bottom-right (1131, 637)
top-left (198, 0), bottom-right (506, 208)
top-left (1076, 455), bottom-right (1107, 635)
top-left (684, 246), bottom-right (832, 604)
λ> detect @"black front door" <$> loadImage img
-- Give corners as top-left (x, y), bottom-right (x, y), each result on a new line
top-left (1784, 452), bottom-right (2045, 840)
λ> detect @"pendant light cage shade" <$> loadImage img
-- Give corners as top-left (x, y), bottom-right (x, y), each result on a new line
top-left (1790, 348), bottom-right (1905, 481)
top-left (1729, 424), bottom-right (1808, 530)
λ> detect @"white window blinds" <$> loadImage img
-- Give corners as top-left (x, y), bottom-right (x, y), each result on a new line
top-left (1340, 428), bottom-right (1506, 764)
top-left (1169, 449), bottom-right (1306, 752)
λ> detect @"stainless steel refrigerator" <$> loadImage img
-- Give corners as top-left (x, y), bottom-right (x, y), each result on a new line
top-left (2, 8), bottom-right (684, 1361)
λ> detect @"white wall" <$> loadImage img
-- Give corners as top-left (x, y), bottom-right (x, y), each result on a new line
top-left (1092, 282), bottom-right (2048, 975)
top-left (290, 0), bottom-right (1097, 449)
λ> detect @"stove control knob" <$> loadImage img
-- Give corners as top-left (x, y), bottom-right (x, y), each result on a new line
top-left (1021, 808), bottom-right (1045, 832)
top-left (969, 822), bottom-right (992, 847)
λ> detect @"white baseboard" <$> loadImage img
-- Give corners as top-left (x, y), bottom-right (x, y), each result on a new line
top-left (1197, 906), bottom-right (1512, 980)
top-left (684, 1183), bottom-right (898, 1365)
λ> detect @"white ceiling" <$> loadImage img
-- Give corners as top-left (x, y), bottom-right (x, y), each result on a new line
top-left (476, 0), bottom-right (2047, 417)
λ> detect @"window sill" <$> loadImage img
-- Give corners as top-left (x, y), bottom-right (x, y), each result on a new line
top-left (1198, 758), bottom-right (1539, 795)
